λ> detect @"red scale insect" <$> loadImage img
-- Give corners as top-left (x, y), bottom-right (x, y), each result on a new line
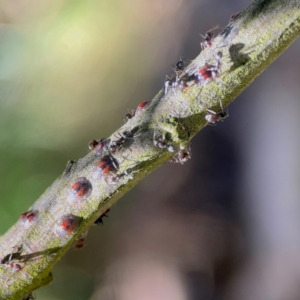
top-left (55, 214), bottom-right (80, 236)
top-left (135, 101), bottom-right (149, 116)
top-left (196, 52), bottom-right (222, 85)
top-left (96, 155), bottom-right (119, 181)
top-left (7, 262), bottom-right (23, 272)
top-left (70, 177), bottom-right (93, 200)
top-left (20, 210), bottom-right (39, 224)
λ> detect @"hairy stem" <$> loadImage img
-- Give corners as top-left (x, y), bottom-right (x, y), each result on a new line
top-left (0, 0), bottom-right (300, 298)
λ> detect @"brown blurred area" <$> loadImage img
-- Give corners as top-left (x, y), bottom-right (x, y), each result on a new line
top-left (1, 0), bottom-right (300, 299)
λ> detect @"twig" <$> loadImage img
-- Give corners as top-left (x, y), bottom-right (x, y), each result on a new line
top-left (0, 0), bottom-right (300, 298)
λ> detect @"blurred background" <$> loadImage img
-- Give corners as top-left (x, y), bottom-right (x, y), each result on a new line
top-left (1, 0), bottom-right (300, 299)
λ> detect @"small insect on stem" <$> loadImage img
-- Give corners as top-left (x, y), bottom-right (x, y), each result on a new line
top-left (1, 245), bottom-right (23, 264)
top-left (107, 167), bottom-right (133, 184)
top-left (94, 209), bottom-right (110, 225)
top-left (6, 262), bottom-right (23, 272)
top-left (172, 57), bottom-right (191, 90)
top-left (205, 109), bottom-right (228, 125)
top-left (109, 130), bottom-right (138, 154)
top-left (69, 177), bottom-right (93, 203)
top-left (94, 138), bottom-right (110, 154)
top-left (89, 138), bottom-right (107, 151)
top-left (54, 214), bottom-right (80, 237)
top-left (153, 133), bottom-right (175, 153)
top-left (196, 51), bottom-right (222, 85)
top-left (173, 56), bottom-right (185, 73)
top-left (135, 101), bottom-right (150, 116)
top-left (200, 26), bottom-right (219, 50)
top-left (171, 145), bottom-right (192, 164)
top-left (229, 12), bottom-right (241, 22)
top-left (123, 110), bottom-right (136, 123)
top-left (164, 75), bottom-right (175, 94)
top-left (20, 210), bottom-right (39, 225)
top-left (22, 293), bottom-right (35, 300)
top-left (124, 101), bottom-right (150, 122)
top-left (1, 245), bottom-right (24, 272)
top-left (200, 30), bottom-right (214, 49)
top-left (75, 229), bottom-right (90, 249)
top-left (109, 134), bottom-right (127, 154)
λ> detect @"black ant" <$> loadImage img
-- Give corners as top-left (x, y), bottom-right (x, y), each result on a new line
top-left (94, 209), bottom-right (110, 225)
top-left (109, 129), bottom-right (139, 154)
top-left (1, 245), bottom-right (25, 272)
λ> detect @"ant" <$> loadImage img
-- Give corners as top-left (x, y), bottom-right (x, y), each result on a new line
top-left (107, 168), bottom-right (133, 184)
top-left (164, 75), bottom-right (176, 94)
top-left (124, 101), bottom-right (150, 121)
top-left (75, 229), bottom-right (89, 249)
top-left (123, 110), bottom-right (136, 123)
top-left (1, 245), bottom-right (24, 272)
top-left (201, 30), bottom-right (214, 49)
top-left (109, 129), bottom-right (140, 154)
top-left (153, 133), bottom-right (175, 153)
top-left (200, 26), bottom-right (219, 50)
top-left (205, 109), bottom-right (228, 125)
top-left (94, 209), bottom-right (110, 225)
top-left (172, 57), bottom-right (190, 88)
top-left (109, 131), bottom-right (133, 154)
top-left (1, 245), bottom-right (23, 264)
top-left (89, 139), bottom-right (100, 150)
top-left (22, 293), bottom-right (35, 300)
top-left (165, 56), bottom-right (190, 94)
top-left (229, 12), bottom-right (241, 23)
top-left (172, 145), bottom-right (191, 164)
top-left (89, 138), bottom-right (109, 152)
top-left (172, 56), bottom-right (185, 73)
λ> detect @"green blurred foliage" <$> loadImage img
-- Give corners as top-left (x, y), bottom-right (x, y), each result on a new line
top-left (0, 0), bottom-right (190, 298)
top-left (0, 0), bottom-right (190, 227)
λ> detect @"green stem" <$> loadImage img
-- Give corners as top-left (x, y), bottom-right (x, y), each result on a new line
top-left (0, 0), bottom-right (300, 298)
